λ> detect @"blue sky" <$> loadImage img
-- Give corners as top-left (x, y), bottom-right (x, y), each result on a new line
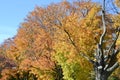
top-left (0, 0), bottom-right (61, 44)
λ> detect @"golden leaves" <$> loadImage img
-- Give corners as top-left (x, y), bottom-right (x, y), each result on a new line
top-left (115, 0), bottom-right (120, 7)
top-left (1, 0), bottom-right (120, 80)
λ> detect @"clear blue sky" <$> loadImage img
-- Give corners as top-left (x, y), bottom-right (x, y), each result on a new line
top-left (0, 0), bottom-right (61, 44)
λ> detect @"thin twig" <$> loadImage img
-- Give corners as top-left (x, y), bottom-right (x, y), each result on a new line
top-left (107, 31), bottom-right (120, 55)
top-left (64, 29), bottom-right (94, 64)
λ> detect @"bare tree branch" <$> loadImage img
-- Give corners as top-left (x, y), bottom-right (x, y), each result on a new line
top-left (99, 0), bottom-right (106, 46)
top-left (95, 0), bottom-right (106, 67)
top-left (107, 62), bottom-right (119, 72)
top-left (107, 31), bottom-right (120, 56)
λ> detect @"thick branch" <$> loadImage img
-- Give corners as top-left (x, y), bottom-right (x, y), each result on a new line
top-left (105, 49), bottom-right (119, 71)
top-left (107, 62), bottom-right (119, 72)
top-left (95, 0), bottom-right (106, 67)
top-left (99, 0), bottom-right (106, 46)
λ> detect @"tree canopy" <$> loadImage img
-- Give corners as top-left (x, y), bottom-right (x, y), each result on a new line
top-left (0, 0), bottom-right (120, 80)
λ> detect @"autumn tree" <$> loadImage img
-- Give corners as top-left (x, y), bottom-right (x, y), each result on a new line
top-left (0, 0), bottom-right (120, 80)
top-left (6, 24), bottom-right (56, 80)
top-left (24, 0), bottom-right (120, 80)
top-left (79, 0), bottom-right (120, 80)
top-left (24, 0), bottom-right (103, 79)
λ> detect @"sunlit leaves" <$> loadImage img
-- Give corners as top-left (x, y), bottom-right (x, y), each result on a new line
top-left (115, 0), bottom-right (120, 8)
top-left (0, 0), bottom-right (120, 80)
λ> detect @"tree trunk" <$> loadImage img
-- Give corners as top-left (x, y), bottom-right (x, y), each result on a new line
top-left (95, 73), bottom-right (108, 80)
top-left (95, 69), bottom-right (110, 80)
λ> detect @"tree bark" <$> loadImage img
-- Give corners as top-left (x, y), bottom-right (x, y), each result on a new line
top-left (95, 69), bottom-right (109, 80)
top-left (95, 74), bottom-right (108, 80)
